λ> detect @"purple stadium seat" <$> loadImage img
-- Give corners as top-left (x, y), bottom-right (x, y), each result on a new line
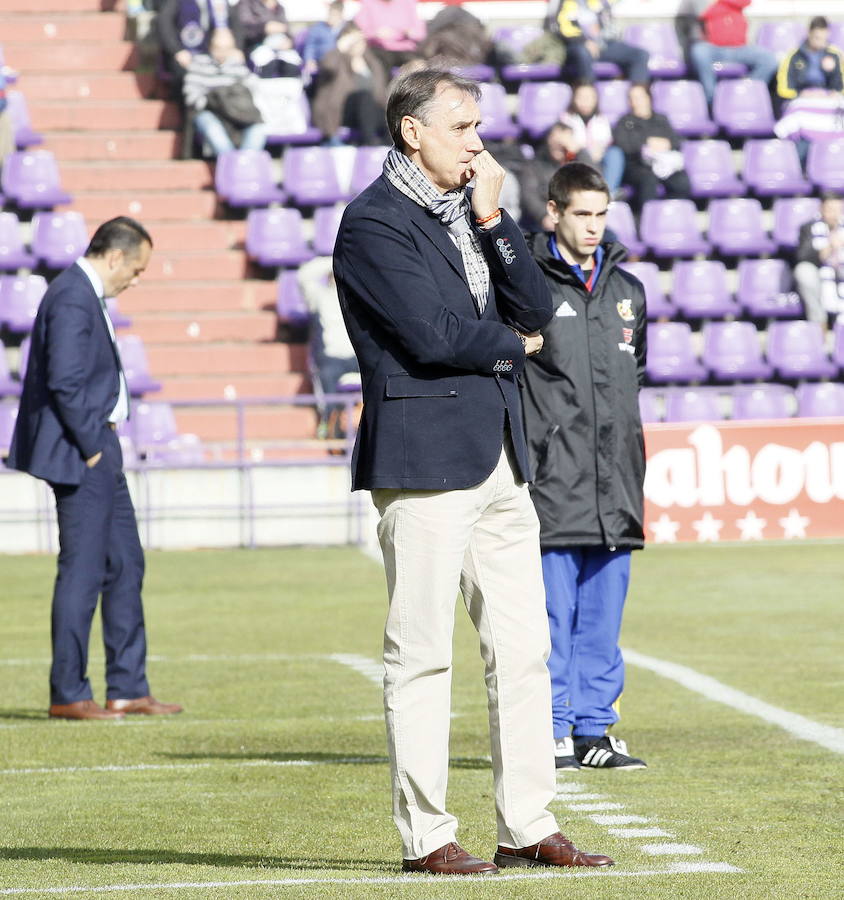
top-left (736, 258), bottom-right (802, 319)
top-left (106, 296), bottom-right (132, 330)
top-left (30, 211), bottom-right (88, 269)
top-left (683, 140), bottom-right (743, 198)
top-left (833, 318), bottom-right (844, 371)
top-left (116, 334), bottom-right (162, 395)
top-left (772, 196), bottom-right (821, 250)
top-left (214, 150), bottom-right (286, 208)
top-left (754, 21), bottom-right (806, 57)
top-left (477, 83), bottom-right (519, 141)
top-left (606, 201), bottom-right (645, 257)
top-left (0, 341), bottom-right (21, 397)
top-left (713, 79), bottom-right (775, 137)
top-left (595, 79), bottom-right (630, 126)
top-left (671, 260), bottom-right (739, 319)
top-left (349, 145), bottom-right (390, 197)
top-left (830, 22), bottom-right (844, 50)
top-left (516, 81), bottom-right (572, 139)
top-left (495, 25), bottom-right (561, 81)
top-left (646, 322), bottom-right (707, 384)
top-left (807, 138), bottom-right (844, 192)
top-left (651, 80), bottom-right (717, 138)
top-left (0, 401), bottom-right (19, 452)
top-left (312, 204), bottom-right (343, 257)
top-left (0, 274), bottom-right (47, 333)
top-left (131, 401), bottom-right (204, 465)
top-left (731, 383), bottom-right (793, 420)
top-left (638, 387), bottom-right (662, 423)
top-left (593, 61), bottom-right (622, 79)
top-left (0, 150), bottom-right (72, 209)
top-left (664, 387), bottom-right (724, 422)
top-left (0, 212), bottom-right (35, 270)
top-left (263, 93), bottom-right (323, 146)
top-left (767, 321), bottom-right (836, 379)
top-left (624, 24), bottom-right (686, 78)
top-left (702, 321), bottom-right (772, 381)
top-left (246, 208), bottom-right (314, 268)
top-left (742, 139), bottom-right (811, 197)
top-left (452, 63), bottom-right (495, 82)
top-left (283, 147), bottom-right (346, 207)
top-left (276, 268), bottom-right (310, 327)
top-left (796, 382), bottom-right (844, 418)
top-left (707, 198), bottom-right (775, 256)
top-left (6, 90), bottom-right (43, 148)
top-left (641, 199), bottom-right (710, 258)
top-left (619, 261), bottom-right (674, 319)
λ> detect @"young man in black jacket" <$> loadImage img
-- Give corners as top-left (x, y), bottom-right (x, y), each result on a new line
top-left (521, 162), bottom-right (648, 770)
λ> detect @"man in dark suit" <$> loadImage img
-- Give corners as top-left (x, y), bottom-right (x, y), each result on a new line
top-left (6, 217), bottom-right (182, 721)
top-left (333, 69), bottom-right (613, 875)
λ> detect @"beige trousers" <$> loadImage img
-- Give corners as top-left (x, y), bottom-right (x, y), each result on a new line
top-left (371, 442), bottom-right (559, 859)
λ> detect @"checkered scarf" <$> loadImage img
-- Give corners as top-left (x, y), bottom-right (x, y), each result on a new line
top-left (383, 147), bottom-right (489, 313)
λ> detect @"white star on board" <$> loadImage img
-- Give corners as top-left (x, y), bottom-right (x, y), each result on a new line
top-left (649, 513), bottom-right (680, 543)
top-left (779, 508), bottom-right (810, 539)
top-left (691, 511), bottom-right (723, 542)
top-left (735, 510), bottom-right (766, 541)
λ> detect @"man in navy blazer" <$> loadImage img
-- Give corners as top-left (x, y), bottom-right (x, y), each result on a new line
top-left (333, 70), bottom-right (613, 875)
top-left (6, 217), bottom-right (182, 721)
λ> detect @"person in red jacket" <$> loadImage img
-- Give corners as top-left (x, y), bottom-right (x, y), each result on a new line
top-left (689, 0), bottom-right (777, 103)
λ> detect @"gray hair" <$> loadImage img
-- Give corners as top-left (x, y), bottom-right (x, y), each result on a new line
top-left (386, 69), bottom-right (482, 151)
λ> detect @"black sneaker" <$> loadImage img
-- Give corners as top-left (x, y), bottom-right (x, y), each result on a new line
top-left (554, 737), bottom-right (580, 770)
top-left (574, 735), bottom-right (647, 770)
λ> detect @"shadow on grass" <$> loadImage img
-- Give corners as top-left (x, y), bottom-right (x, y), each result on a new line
top-left (0, 846), bottom-right (393, 873)
top-left (161, 751), bottom-right (492, 769)
top-left (0, 709), bottom-right (49, 721)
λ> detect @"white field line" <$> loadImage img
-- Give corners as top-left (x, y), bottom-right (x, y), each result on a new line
top-left (623, 647), bottom-right (844, 755)
top-left (0, 758), bottom-right (383, 777)
top-left (640, 844), bottom-right (705, 856)
top-left (0, 865), bottom-right (741, 895)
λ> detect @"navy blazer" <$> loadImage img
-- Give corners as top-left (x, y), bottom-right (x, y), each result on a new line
top-left (333, 175), bottom-right (554, 491)
top-left (6, 263), bottom-right (120, 486)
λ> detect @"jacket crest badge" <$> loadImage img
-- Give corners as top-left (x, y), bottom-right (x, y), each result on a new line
top-left (616, 298), bottom-right (635, 321)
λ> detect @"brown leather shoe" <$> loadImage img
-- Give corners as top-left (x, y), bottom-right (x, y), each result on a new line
top-left (49, 699), bottom-right (125, 721)
top-left (106, 695), bottom-right (183, 715)
top-left (494, 832), bottom-right (614, 868)
top-left (402, 842), bottom-right (499, 875)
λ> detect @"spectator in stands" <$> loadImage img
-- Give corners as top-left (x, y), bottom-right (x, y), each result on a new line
top-left (6, 217), bottom-right (183, 721)
top-left (548, 0), bottom-right (650, 86)
top-left (302, 1), bottom-right (347, 81)
top-left (521, 162), bottom-right (648, 771)
top-left (417, 4), bottom-right (493, 69)
top-left (238, 0), bottom-right (288, 55)
top-left (355, 0), bottom-right (425, 71)
top-left (183, 27), bottom-right (267, 157)
top-left (610, 83), bottom-right (691, 214)
top-left (297, 256), bottom-right (360, 439)
top-left (794, 192), bottom-right (844, 329)
top-left (157, 0), bottom-right (245, 96)
top-left (777, 17), bottom-right (844, 100)
top-left (560, 82), bottom-right (614, 175)
top-left (688, 0), bottom-right (778, 104)
top-left (310, 22), bottom-right (389, 146)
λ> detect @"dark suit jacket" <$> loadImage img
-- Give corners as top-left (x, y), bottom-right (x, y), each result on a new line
top-left (6, 263), bottom-right (120, 486)
top-left (333, 174), bottom-right (554, 491)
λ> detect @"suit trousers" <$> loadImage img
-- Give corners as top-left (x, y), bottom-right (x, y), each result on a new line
top-left (49, 426), bottom-right (149, 705)
top-left (371, 441), bottom-right (559, 859)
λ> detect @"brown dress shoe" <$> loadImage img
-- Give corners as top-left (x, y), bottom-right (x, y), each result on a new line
top-left (402, 842), bottom-right (499, 875)
top-left (49, 699), bottom-right (125, 721)
top-left (494, 832), bottom-right (614, 868)
top-left (106, 695), bottom-right (183, 715)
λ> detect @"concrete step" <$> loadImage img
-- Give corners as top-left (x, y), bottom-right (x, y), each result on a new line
top-left (157, 372), bottom-right (307, 402)
top-left (141, 250), bottom-right (249, 282)
top-left (3, 41), bottom-right (137, 72)
top-left (44, 130), bottom-right (181, 161)
top-left (0, 12), bottom-right (125, 42)
top-left (30, 99), bottom-right (180, 132)
top-left (62, 160), bottom-right (212, 193)
top-left (122, 279), bottom-right (274, 314)
top-left (128, 311), bottom-right (276, 344)
top-left (142, 221), bottom-right (247, 253)
top-left (17, 72), bottom-right (156, 101)
top-left (147, 342), bottom-right (306, 377)
top-left (175, 405), bottom-right (317, 442)
top-left (62, 190), bottom-right (219, 222)
top-left (0, 0), bottom-right (113, 10)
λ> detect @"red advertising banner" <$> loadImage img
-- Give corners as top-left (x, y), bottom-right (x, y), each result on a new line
top-left (643, 419), bottom-right (844, 543)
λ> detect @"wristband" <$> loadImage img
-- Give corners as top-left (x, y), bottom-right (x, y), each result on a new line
top-left (475, 209), bottom-right (501, 226)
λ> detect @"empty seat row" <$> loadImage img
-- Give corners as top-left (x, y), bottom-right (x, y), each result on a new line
top-left (0, 150), bottom-right (71, 210)
top-left (0, 211), bottom-right (88, 272)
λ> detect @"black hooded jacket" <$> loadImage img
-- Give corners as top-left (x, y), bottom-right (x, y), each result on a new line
top-left (521, 233), bottom-right (647, 550)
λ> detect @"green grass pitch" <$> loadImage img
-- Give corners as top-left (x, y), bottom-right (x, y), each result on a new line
top-left (0, 542), bottom-right (842, 898)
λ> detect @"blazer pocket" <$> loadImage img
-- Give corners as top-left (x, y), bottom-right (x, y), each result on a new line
top-left (384, 373), bottom-right (459, 399)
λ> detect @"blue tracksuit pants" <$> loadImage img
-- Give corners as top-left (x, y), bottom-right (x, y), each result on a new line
top-left (541, 548), bottom-right (631, 739)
